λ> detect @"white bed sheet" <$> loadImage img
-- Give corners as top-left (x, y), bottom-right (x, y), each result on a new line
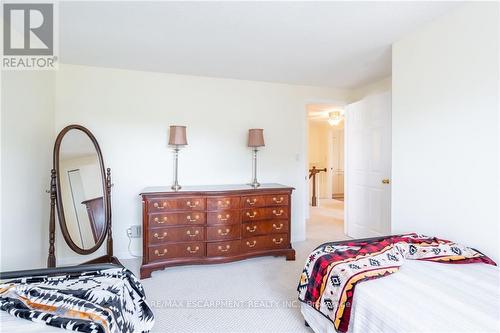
top-left (301, 260), bottom-right (500, 333)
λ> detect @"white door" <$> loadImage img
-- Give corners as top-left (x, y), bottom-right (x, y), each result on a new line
top-left (345, 91), bottom-right (391, 238)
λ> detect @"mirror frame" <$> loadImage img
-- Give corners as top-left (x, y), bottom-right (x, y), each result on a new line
top-left (53, 125), bottom-right (110, 255)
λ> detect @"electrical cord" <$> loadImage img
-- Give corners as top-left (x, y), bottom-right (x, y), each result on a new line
top-left (127, 232), bottom-right (141, 258)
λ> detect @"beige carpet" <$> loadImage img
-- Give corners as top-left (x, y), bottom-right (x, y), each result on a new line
top-left (122, 200), bottom-right (348, 333)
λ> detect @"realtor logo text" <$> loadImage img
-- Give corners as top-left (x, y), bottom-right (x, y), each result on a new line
top-left (2, 3), bottom-right (57, 70)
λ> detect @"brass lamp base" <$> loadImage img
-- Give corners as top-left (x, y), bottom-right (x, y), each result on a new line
top-left (171, 146), bottom-right (182, 192)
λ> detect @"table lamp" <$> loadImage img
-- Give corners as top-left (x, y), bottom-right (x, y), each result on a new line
top-left (247, 128), bottom-right (265, 188)
top-left (168, 125), bottom-right (187, 191)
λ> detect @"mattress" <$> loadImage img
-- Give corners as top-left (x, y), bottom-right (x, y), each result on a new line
top-left (301, 260), bottom-right (500, 333)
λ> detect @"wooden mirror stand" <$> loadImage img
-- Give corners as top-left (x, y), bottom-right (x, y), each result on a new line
top-left (47, 125), bottom-right (120, 267)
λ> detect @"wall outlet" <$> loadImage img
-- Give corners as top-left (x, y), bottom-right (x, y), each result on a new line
top-left (127, 225), bottom-right (142, 238)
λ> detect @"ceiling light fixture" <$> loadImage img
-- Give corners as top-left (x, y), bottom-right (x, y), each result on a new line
top-left (328, 111), bottom-right (342, 126)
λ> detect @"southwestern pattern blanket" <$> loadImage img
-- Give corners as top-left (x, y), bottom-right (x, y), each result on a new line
top-left (297, 234), bottom-right (496, 333)
top-left (0, 266), bottom-right (154, 333)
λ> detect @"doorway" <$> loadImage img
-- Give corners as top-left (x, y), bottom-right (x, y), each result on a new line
top-left (305, 91), bottom-right (392, 242)
top-left (306, 104), bottom-right (346, 239)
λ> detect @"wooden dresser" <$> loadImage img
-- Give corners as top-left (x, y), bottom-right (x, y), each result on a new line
top-left (140, 184), bottom-right (295, 279)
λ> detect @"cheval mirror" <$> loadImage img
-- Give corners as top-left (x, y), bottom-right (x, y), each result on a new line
top-left (47, 124), bottom-right (120, 267)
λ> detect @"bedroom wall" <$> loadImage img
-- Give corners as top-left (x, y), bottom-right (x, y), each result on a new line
top-left (1, 71), bottom-right (55, 271)
top-left (349, 76), bottom-right (391, 102)
top-left (54, 64), bottom-right (350, 261)
top-left (392, 2), bottom-right (499, 262)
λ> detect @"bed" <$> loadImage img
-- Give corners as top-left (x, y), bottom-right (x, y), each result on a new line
top-left (298, 235), bottom-right (499, 333)
top-left (0, 263), bottom-right (155, 333)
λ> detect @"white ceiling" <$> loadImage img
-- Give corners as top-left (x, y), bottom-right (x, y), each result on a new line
top-left (60, 1), bottom-right (460, 89)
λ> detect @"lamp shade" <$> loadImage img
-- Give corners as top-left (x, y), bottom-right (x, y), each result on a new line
top-left (248, 128), bottom-right (265, 147)
top-left (168, 125), bottom-right (188, 146)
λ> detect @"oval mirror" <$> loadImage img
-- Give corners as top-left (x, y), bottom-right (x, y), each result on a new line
top-left (55, 126), bottom-right (108, 254)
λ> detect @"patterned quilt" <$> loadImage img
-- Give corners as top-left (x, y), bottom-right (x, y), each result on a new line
top-left (0, 267), bottom-right (154, 333)
top-left (297, 233), bottom-right (496, 333)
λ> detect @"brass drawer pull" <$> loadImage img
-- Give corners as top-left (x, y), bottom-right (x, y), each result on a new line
top-left (218, 214), bottom-right (230, 221)
top-left (246, 240), bottom-right (257, 248)
top-left (246, 211), bottom-right (257, 218)
top-left (246, 198), bottom-right (257, 205)
top-left (272, 223), bottom-right (284, 230)
top-left (218, 228), bottom-right (230, 236)
top-left (153, 232), bottom-right (168, 240)
top-left (272, 238), bottom-right (284, 245)
top-left (154, 216), bottom-right (168, 224)
top-left (186, 200), bottom-right (199, 208)
top-left (153, 202), bottom-right (167, 209)
top-left (218, 200), bottom-right (231, 208)
top-left (272, 197), bottom-right (284, 204)
top-left (272, 209), bottom-right (284, 216)
top-left (186, 215), bottom-right (200, 222)
top-left (218, 245), bottom-right (231, 252)
top-left (186, 230), bottom-right (199, 237)
top-left (187, 246), bottom-right (200, 254)
top-left (154, 249), bottom-right (168, 256)
top-left (246, 225), bottom-right (257, 233)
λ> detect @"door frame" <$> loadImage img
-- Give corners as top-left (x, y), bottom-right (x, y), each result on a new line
top-left (303, 98), bottom-right (347, 221)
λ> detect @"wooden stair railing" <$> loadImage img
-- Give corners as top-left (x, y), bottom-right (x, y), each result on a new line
top-left (309, 166), bottom-right (327, 207)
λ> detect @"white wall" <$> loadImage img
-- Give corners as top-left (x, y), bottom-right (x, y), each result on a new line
top-left (55, 64), bottom-right (350, 260)
top-left (1, 71), bottom-right (55, 271)
top-left (349, 76), bottom-right (391, 102)
top-left (392, 3), bottom-right (499, 262)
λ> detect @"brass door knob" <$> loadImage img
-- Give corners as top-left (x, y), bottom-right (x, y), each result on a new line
top-left (382, 179), bottom-right (390, 184)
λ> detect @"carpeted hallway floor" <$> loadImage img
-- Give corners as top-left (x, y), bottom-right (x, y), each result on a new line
top-left (123, 199), bottom-right (348, 333)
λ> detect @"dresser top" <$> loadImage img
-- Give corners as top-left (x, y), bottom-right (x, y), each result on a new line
top-left (141, 183), bottom-right (294, 195)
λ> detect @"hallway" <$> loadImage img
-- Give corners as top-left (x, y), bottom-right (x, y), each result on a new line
top-left (306, 198), bottom-right (348, 243)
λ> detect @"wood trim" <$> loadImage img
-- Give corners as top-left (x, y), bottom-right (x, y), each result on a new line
top-left (48, 125), bottom-right (118, 267)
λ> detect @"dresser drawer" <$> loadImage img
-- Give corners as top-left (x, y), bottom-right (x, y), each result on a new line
top-left (242, 234), bottom-right (288, 252)
top-left (207, 225), bottom-right (241, 241)
top-left (148, 197), bottom-right (206, 212)
top-left (264, 194), bottom-right (289, 206)
top-left (241, 207), bottom-right (289, 222)
top-left (207, 240), bottom-right (241, 257)
top-left (148, 226), bottom-right (204, 244)
top-left (148, 242), bottom-right (205, 261)
top-left (149, 212), bottom-right (205, 227)
top-left (207, 210), bottom-right (240, 225)
top-left (206, 197), bottom-right (240, 211)
top-left (242, 220), bottom-right (289, 238)
top-left (241, 195), bottom-right (267, 208)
